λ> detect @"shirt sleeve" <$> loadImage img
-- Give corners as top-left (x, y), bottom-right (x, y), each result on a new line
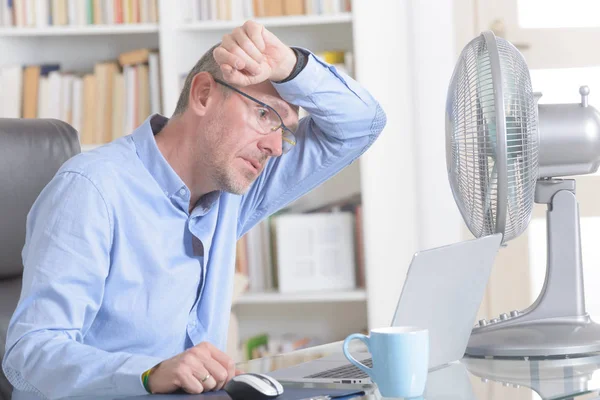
top-left (237, 50), bottom-right (387, 236)
top-left (1, 171), bottom-right (162, 400)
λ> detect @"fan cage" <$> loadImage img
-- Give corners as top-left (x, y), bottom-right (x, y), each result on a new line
top-left (446, 33), bottom-right (539, 242)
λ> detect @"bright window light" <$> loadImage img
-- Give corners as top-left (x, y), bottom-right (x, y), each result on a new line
top-left (518, 0), bottom-right (600, 28)
top-left (529, 66), bottom-right (600, 105)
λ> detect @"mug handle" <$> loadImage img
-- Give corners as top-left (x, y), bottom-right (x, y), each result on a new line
top-left (343, 333), bottom-right (373, 377)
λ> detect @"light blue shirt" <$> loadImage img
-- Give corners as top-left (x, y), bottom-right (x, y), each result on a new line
top-left (2, 51), bottom-right (386, 399)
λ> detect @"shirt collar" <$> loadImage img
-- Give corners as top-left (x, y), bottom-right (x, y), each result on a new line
top-left (131, 114), bottom-right (222, 215)
top-left (131, 114), bottom-right (186, 199)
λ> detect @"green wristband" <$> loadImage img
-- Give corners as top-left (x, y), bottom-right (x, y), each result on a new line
top-left (142, 367), bottom-right (153, 393)
top-left (142, 373), bottom-right (151, 393)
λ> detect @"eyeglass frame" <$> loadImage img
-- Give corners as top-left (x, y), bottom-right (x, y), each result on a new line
top-left (213, 77), bottom-right (297, 154)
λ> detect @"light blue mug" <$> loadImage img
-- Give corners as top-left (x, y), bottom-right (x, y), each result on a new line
top-left (343, 326), bottom-right (429, 398)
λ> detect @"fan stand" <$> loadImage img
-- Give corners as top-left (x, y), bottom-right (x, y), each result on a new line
top-left (466, 178), bottom-right (600, 358)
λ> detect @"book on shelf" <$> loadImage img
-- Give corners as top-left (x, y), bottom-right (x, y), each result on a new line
top-left (0, 47), bottom-right (163, 146)
top-left (0, 0), bottom-right (159, 28)
top-left (181, 0), bottom-right (351, 22)
top-left (234, 196), bottom-right (365, 297)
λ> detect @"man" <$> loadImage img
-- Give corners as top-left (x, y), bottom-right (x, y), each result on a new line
top-left (2, 21), bottom-right (386, 399)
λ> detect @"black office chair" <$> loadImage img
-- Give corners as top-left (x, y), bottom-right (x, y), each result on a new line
top-left (0, 118), bottom-right (80, 400)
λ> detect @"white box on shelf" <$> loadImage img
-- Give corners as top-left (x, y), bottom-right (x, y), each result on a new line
top-left (273, 211), bottom-right (356, 293)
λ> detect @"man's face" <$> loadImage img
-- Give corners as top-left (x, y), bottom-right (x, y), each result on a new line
top-left (202, 80), bottom-right (299, 195)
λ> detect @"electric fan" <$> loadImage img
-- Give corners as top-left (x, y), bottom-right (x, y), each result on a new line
top-left (446, 30), bottom-right (600, 357)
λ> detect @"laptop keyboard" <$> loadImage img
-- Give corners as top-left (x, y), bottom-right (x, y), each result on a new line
top-left (304, 358), bottom-right (372, 379)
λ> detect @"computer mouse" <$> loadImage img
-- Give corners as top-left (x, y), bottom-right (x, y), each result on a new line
top-left (224, 372), bottom-right (284, 400)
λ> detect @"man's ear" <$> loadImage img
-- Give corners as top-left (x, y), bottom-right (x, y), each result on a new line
top-left (188, 72), bottom-right (217, 116)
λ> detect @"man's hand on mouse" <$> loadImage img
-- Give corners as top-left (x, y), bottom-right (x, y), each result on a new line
top-left (213, 20), bottom-right (297, 86)
top-left (147, 341), bottom-right (236, 394)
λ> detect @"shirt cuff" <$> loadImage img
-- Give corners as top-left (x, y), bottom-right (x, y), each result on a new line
top-left (113, 354), bottom-right (163, 395)
top-left (272, 49), bottom-right (335, 101)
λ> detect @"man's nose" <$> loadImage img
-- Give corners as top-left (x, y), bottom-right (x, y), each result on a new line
top-left (258, 131), bottom-right (283, 157)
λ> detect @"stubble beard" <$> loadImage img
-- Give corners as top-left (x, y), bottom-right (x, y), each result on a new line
top-left (205, 118), bottom-right (256, 196)
top-left (213, 158), bottom-right (254, 195)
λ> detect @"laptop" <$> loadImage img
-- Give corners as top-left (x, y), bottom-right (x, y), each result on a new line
top-left (268, 233), bottom-right (502, 385)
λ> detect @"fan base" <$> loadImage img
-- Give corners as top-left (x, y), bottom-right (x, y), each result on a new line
top-left (462, 352), bottom-right (600, 399)
top-left (466, 316), bottom-right (600, 358)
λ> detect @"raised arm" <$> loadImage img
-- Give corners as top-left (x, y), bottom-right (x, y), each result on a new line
top-left (215, 21), bottom-right (387, 236)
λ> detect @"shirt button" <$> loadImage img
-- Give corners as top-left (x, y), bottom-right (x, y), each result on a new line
top-left (179, 188), bottom-right (187, 196)
top-left (189, 320), bottom-right (197, 327)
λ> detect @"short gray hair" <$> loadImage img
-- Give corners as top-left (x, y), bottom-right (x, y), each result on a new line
top-left (172, 43), bottom-right (225, 117)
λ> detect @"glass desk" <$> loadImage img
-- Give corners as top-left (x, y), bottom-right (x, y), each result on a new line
top-left (237, 340), bottom-right (600, 400)
top-left (10, 341), bottom-right (600, 399)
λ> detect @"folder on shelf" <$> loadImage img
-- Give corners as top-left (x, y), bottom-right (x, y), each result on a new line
top-left (22, 65), bottom-right (41, 119)
top-left (112, 72), bottom-right (125, 140)
top-left (273, 212), bottom-right (356, 293)
top-left (95, 62), bottom-right (119, 144)
top-left (118, 48), bottom-right (155, 66)
top-left (82, 74), bottom-right (97, 144)
top-left (283, 0), bottom-right (305, 15)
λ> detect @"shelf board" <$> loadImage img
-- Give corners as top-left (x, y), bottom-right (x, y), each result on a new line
top-left (234, 289), bottom-right (366, 305)
top-left (0, 24), bottom-right (159, 37)
top-left (178, 13), bottom-right (352, 31)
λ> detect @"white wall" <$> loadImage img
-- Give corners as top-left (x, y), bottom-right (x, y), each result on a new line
top-left (409, 0), bottom-right (463, 251)
top-left (353, 0), bottom-right (462, 330)
top-left (353, 0), bottom-right (419, 329)
top-left (454, 0), bottom-right (479, 58)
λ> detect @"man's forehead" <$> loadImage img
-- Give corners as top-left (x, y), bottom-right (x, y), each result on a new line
top-left (248, 80), bottom-right (280, 98)
top-left (246, 81), bottom-right (292, 115)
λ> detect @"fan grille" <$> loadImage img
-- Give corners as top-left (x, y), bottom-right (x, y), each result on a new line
top-left (446, 33), bottom-right (539, 242)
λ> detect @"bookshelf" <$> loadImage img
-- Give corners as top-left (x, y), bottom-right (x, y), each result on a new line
top-left (235, 289), bottom-right (367, 305)
top-left (177, 13), bottom-right (352, 31)
top-left (0, 23), bottom-right (159, 36)
top-left (0, 0), bottom-right (439, 364)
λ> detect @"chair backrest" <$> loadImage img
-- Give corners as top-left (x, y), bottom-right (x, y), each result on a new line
top-left (0, 118), bottom-right (80, 280)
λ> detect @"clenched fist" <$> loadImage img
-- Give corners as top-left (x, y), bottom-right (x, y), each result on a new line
top-left (147, 342), bottom-right (240, 394)
top-left (213, 20), bottom-right (297, 86)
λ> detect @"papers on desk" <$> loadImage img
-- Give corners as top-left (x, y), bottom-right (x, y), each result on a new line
top-left (277, 387), bottom-right (364, 400)
top-left (183, 387), bottom-right (365, 399)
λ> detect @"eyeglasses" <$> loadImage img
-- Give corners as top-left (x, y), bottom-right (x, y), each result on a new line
top-left (214, 78), bottom-right (297, 154)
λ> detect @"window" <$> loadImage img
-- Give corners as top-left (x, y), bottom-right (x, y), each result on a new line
top-left (530, 66), bottom-right (600, 105)
top-left (518, 0), bottom-right (600, 28)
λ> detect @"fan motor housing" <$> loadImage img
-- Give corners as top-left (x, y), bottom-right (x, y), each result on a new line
top-left (537, 101), bottom-right (600, 178)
